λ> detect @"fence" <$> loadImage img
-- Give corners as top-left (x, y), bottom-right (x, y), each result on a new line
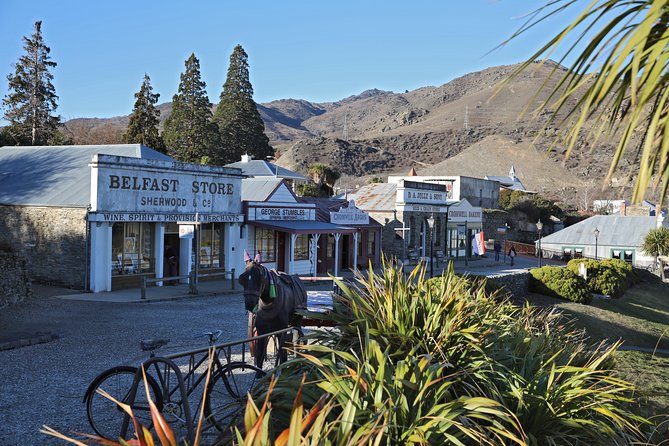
top-left (140, 268), bottom-right (236, 300)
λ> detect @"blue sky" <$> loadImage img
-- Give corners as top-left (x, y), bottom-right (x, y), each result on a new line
top-left (0, 1), bottom-right (575, 122)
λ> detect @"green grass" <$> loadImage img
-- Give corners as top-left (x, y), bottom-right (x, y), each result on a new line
top-left (523, 275), bottom-right (669, 350)
top-left (522, 273), bottom-right (669, 427)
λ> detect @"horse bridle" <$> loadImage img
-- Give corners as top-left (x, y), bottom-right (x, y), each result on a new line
top-left (250, 262), bottom-right (274, 304)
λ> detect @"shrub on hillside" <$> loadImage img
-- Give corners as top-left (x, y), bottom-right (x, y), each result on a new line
top-left (530, 266), bottom-right (592, 303)
top-left (567, 258), bottom-right (635, 297)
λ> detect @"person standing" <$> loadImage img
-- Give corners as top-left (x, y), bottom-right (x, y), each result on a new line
top-left (494, 240), bottom-right (501, 261)
top-left (508, 244), bottom-right (517, 266)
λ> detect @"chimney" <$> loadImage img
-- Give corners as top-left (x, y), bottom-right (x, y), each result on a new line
top-left (241, 154), bottom-right (251, 163)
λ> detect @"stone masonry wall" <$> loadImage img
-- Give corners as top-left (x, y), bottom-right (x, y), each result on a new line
top-left (0, 252), bottom-right (32, 308)
top-left (479, 271), bottom-right (530, 299)
top-left (0, 205), bottom-right (88, 289)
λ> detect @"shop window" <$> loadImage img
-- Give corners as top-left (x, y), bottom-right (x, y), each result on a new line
top-left (294, 234), bottom-right (310, 261)
top-left (254, 228), bottom-right (276, 262)
top-left (611, 249), bottom-right (634, 264)
top-left (196, 223), bottom-right (224, 269)
top-left (112, 222), bottom-right (154, 275)
top-left (562, 247), bottom-right (584, 261)
top-left (434, 217), bottom-right (441, 247)
top-left (368, 232), bottom-right (376, 256)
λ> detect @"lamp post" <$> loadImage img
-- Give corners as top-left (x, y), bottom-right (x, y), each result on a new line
top-left (536, 219), bottom-right (544, 268)
top-left (426, 213), bottom-right (435, 278)
top-left (594, 227), bottom-right (600, 260)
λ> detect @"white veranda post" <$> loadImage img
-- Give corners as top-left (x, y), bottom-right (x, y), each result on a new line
top-left (288, 233), bottom-right (297, 274)
top-left (309, 234), bottom-right (320, 277)
top-left (353, 232), bottom-right (359, 272)
top-left (333, 233), bottom-right (342, 277)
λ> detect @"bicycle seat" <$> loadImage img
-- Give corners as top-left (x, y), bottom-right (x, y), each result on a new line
top-left (140, 338), bottom-right (170, 351)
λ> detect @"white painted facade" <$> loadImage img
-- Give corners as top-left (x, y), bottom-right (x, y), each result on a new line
top-left (87, 155), bottom-right (245, 292)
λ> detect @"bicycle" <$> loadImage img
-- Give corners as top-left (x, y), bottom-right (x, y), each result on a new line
top-left (83, 329), bottom-right (269, 441)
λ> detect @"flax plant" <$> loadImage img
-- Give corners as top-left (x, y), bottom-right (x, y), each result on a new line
top-left (499, 0), bottom-right (669, 202)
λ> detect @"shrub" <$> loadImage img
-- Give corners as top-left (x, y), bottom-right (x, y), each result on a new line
top-left (530, 265), bottom-right (592, 303)
top-left (567, 258), bottom-right (636, 297)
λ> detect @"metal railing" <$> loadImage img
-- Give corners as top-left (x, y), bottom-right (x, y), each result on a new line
top-left (140, 268), bottom-right (235, 300)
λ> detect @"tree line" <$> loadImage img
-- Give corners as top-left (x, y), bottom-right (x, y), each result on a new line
top-left (1, 21), bottom-right (273, 166)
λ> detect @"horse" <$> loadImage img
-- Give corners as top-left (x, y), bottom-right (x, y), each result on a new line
top-left (238, 260), bottom-right (307, 370)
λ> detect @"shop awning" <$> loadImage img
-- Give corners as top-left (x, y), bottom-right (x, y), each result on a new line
top-left (250, 220), bottom-right (357, 234)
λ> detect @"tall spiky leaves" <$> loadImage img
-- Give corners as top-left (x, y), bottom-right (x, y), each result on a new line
top-left (123, 74), bottom-right (166, 153)
top-left (501, 0), bottom-right (669, 203)
top-left (163, 53), bottom-right (221, 163)
top-left (213, 45), bottom-right (273, 165)
top-left (3, 21), bottom-right (60, 145)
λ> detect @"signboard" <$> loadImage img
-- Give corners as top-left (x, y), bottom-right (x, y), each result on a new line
top-left (330, 202), bottom-right (369, 225)
top-left (496, 227), bottom-right (507, 234)
top-left (90, 155), bottom-right (242, 215)
top-left (179, 225), bottom-right (195, 239)
top-left (87, 212), bottom-right (243, 223)
top-left (250, 207), bottom-right (313, 221)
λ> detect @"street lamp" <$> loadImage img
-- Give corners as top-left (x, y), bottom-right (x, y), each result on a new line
top-left (426, 213), bottom-right (436, 278)
top-left (594, 227), bottom-right (600, 260)
top-left (536, 219), bottom-right (544, 267)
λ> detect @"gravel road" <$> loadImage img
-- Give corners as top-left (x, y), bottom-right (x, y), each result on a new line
top-left (0, 291), bottom-right (250, 446)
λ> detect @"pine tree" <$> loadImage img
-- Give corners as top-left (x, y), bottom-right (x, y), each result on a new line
top-left (122, 74), bottom-right (166, 153)
top-left (212, 45), bottom-right (273, 165)
top-left (2, 21), bottom-right (60, 145)
top-left (163, 53), bottom-right (220, 163)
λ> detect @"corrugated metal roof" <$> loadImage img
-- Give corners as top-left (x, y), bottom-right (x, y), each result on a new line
top-left (485, 175), bottom-right (526, 191)
top-left (346, 183), bottom-right (397, 212)
top-left (241, 177), bottom-right (284, 202)
top-left (0, 144), bottom-right (173, 207)
top-left (541, 215), bottom-right (668, 247)
top-left (226, 159), bottom-right (307, 181)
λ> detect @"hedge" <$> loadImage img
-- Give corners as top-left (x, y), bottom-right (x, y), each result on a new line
top-left (566, 258), bottom-right (636, 298)
top-left (530, 266), bottom-right (592, 304)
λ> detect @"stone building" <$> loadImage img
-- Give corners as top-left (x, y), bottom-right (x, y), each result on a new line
top-left (348, 178), bottom-right (484, 263)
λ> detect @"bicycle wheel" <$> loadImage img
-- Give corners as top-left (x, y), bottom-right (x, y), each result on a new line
top-left (204, 362), bottom-right (266, 431)
top-left (84, 366), bottom-right (163, 440)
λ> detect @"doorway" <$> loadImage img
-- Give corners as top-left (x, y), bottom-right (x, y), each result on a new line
top-left (277, 232), bottom-right (286, 271)
top-left (341, 235), bottom-right (350, 270)
top-left (164, 229), bottom-right (180, 280)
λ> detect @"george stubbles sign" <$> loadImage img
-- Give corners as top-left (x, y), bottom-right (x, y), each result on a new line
top-left (88, 155), bottom-right (244, 222)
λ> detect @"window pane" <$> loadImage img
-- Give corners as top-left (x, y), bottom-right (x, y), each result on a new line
top-left (295, 234), bottom-right (309, 260)
top-left (255, 228), bottom-right (276, 262)
top-left (367, 232), bottom-right (376, 256)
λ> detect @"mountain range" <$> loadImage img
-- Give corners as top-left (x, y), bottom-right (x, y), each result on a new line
top-left (64, 61), bottom-right (643, 208)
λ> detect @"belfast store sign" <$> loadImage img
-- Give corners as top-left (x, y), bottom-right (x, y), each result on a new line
top-left (90, 154), bottom-right (243, 215)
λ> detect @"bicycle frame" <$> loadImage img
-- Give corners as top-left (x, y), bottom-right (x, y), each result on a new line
top-left (117, 327), bottom-right (295, 443)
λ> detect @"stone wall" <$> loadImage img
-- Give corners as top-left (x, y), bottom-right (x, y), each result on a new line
top-left (0, 252), bottom-right (32, 308)
top-left (475, 270), bottom-right (530, 299)
top-left (0, 205), bottom-right (88, 289)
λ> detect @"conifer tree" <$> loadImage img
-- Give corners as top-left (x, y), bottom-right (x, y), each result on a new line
top-left (213, 45), bottom-right (273, 165)
top-left (2, 21), bottom-right (60, 145)
top-left (122, 74), bottom-right (166, 153)
top-left (163, 53), bottom-right (220, 163)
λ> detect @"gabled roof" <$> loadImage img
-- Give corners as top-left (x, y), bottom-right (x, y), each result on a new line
top-left (241, 177), bottom-right (285, 202)
top-left (540, 215), bottom-right (668, 247)
top-left (0, 144), bottom-right (173, 207)
top-left (346, 183), bottom-right (397, 212)
top-left (485, 175), bottom-right (526, 191)
top-left (226, 159), bottom-right (307, 181)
